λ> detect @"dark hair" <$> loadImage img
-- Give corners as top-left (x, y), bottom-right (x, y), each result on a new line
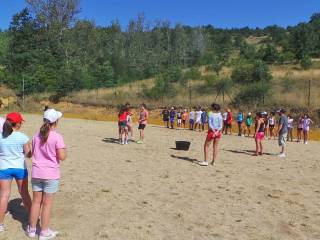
top-left (280, 109), bottom-right (286, 114)
top-left (44, 105), bottom-right (49, 112)
top-left (118, 105), bottom-right (127, 117)
top-left (256, 112), bottom-right (262, 118)
top-left (141, 103), bottom-right (147, 109)
top-left (2, 120), bottom-right (16, 138)
top-left (211, 103), bottom-right (221, 111)
top-left (40, 119), bottom-right (53, 144)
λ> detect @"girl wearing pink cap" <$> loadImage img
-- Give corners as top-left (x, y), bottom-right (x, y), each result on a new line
top-left (0, 112), bottom-right (32, 232)
top-left (27, 109), bottom-right (66, 239)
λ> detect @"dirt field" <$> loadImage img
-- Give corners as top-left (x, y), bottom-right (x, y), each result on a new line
top-left (1, 114), bottom-right (320, 240)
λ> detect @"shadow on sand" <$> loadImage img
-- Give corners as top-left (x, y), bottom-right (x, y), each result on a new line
top-left (8, 198), bottom-right (28, 231)
top-left (223, 149), bottom-right (275, 156)
top-left (170, 154), bottom-right (199, 164)
top-left (102, 138), bottom-right (120, 144)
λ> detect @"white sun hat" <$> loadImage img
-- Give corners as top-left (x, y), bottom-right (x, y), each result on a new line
top-left (44, 109), bottom-right (63, 123)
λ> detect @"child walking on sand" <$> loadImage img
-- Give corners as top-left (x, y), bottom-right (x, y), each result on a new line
top-left (137, 104), bottom-right (148, 144)
top-left (254, 112), bottom-right (265, 156)
top-left (26, 109), bottom-right (66, 239)
top-left (0, 113), bottom-right (32, 232)
top-left (302, 114), bottom-right (313, 144)
top-left (195, 107), bottom-right (202, 131)
top-left (199, 103), bottom-right (223, 166)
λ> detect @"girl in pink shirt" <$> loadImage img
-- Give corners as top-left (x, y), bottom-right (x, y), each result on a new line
top-left (27, 109), bottom-right (66, 240)
top-left (137, 103), bottom-right (148, 144)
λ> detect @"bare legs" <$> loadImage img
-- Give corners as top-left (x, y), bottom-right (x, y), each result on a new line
top-left (29, 191), bottom-right (54, 233)
top-left (204, 138), bottom-right (220, 165)
top-left (255, 138), bottom-right (263, 155)
top-left (0, 178), bottom-right (31, 224)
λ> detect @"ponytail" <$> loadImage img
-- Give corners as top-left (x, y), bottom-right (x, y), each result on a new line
top-left (2, 120), bottom-right (14, 138)
top-left (40, 120), bottom-right (51, 144)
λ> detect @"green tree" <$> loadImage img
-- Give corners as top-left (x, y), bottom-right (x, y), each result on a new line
top-left (300, 55), bottom-right (312, 70)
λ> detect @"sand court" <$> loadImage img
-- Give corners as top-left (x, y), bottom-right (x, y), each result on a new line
top-left (1, 114), bottom-right (320, 240)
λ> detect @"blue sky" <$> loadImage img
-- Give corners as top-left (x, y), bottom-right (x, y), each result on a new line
top-left (0, 0), bottom-right (319, 30)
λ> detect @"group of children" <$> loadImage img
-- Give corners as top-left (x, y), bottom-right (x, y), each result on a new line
top-left (0, 109), bottom-right (66, 239)
top-left (233, 110), bottom-right (313, 144)
top-left (161, 106), bottom-right (314, 144)
top-left (161, 106), bottom-right (208, 131)
top-left (118, 103), bottom-right (149, 144)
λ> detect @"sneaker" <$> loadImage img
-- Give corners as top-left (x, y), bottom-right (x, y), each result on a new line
top-left (136, 140), bottom-right (143, 144)
top-left (0, 224), bottom-right (5, 232)
top-left (198, 161), bottom-right (209, 166)
top-left (25, 225), bottom-right (37, 238)
top-left (39, 229), bottom-right (58, 240)
top-left (304, 141), bottom-right (308, 145)
top-left (125, 140), bottom-right (128, 145)
top-left (278, 153), bottom-right (286, 158)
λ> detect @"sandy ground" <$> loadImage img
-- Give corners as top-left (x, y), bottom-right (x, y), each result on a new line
top-left (1, 114), bottom-right (320, 240)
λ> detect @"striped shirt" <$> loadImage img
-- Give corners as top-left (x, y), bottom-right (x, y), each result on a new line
top-left (0, 131), bottom-right (29, 170)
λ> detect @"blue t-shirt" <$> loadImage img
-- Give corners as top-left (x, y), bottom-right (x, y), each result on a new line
top-left (0, 131), bottom-right (29, 170)
top-left (237, 113), bottom-right (244, 123)
top-left (201, 112), bottom-right (207, 123)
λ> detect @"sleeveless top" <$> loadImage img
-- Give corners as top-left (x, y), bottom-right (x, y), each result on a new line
top-left (258, 122), bottom-right (265, 132)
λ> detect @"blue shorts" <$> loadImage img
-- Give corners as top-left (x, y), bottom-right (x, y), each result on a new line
top-left (0, 168), bottom-right (28, 180)
top-left (32, 178), bottom-right (60, 194)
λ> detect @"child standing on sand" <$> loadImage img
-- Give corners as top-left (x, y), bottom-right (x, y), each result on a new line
top-left (201, 108), bottom-right (207, 132)
top-left (254, 112), bottom-right (265, 156)
top-left (297, 114), bottom-right (304, 142)
top-left (118, 105), bottom-right (129, 145)
top-left (268, 112), bottom-right (276, 140)
top-left (195, 107), bottom-right (202, 131)
top-left (189, 108), bottom-right (195, 130)
top-left (169, 107), bottom-right (176, 129)
top-left (182, 109), bottom-right (188, 129)
top-left (225, 109), bottom-right (233, 135)
top-left (126, 103), bottom-right (134, 139)
top-left (177, 107), bottom-right (182, 128)
top-left (302, 114), bottom-right (313, 145)
top-left (26, 109), bottom-right (66, 240)
top-left (161, 107), bottom-right (170, 128)
top-left (199, 103), bottom-right (223, 166)
top-left (137, 104), bottom-right (148, 144)
top-left (287, 114), bottom-right (294, 142)
top-left (0, 113), bottom-right (32, 232)
top-left (236, 110), bottom-right (244, 136)
top-left (244, 112), bottom-right (253, 137)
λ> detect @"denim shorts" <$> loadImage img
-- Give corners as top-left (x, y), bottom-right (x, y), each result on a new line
top-left (32, 178), bottom-right (60, 194)
top-left (0, 168), bottom-right (28, 180)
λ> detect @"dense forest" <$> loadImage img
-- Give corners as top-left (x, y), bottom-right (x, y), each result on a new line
top-left (0, 0), bottom-right (320, 105)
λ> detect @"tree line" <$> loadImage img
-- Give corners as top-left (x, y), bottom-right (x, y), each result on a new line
top-left (0, 0), bottom-right (319, 103)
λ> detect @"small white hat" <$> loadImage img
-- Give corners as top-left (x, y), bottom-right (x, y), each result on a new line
top-left (44, 109), bottom-right (62, 123)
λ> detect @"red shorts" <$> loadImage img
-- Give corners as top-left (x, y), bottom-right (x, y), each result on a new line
top-left (255, 132), bottom-right (264, 140)
top-left (206, 129), bottom-right (222, 141)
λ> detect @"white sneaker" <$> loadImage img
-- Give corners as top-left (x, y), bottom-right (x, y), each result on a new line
top-left (39, 229), bottom-right (58, 240)
top-left (304, 141), bottom-right (308, 145)
top-left (25, 225), bottom-right (36, 238)
top-left (125, 140), bottom-right (128, 145)
top-left (198, 161), bottom-right (209, 166)
top-left (0, 224), bottom-right (5, 232)
top-left (278, 153), bottom-right (286, 158)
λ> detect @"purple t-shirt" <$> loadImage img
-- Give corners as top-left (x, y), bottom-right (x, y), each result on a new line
top-left (32, 130), bottom-right (65, 180)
